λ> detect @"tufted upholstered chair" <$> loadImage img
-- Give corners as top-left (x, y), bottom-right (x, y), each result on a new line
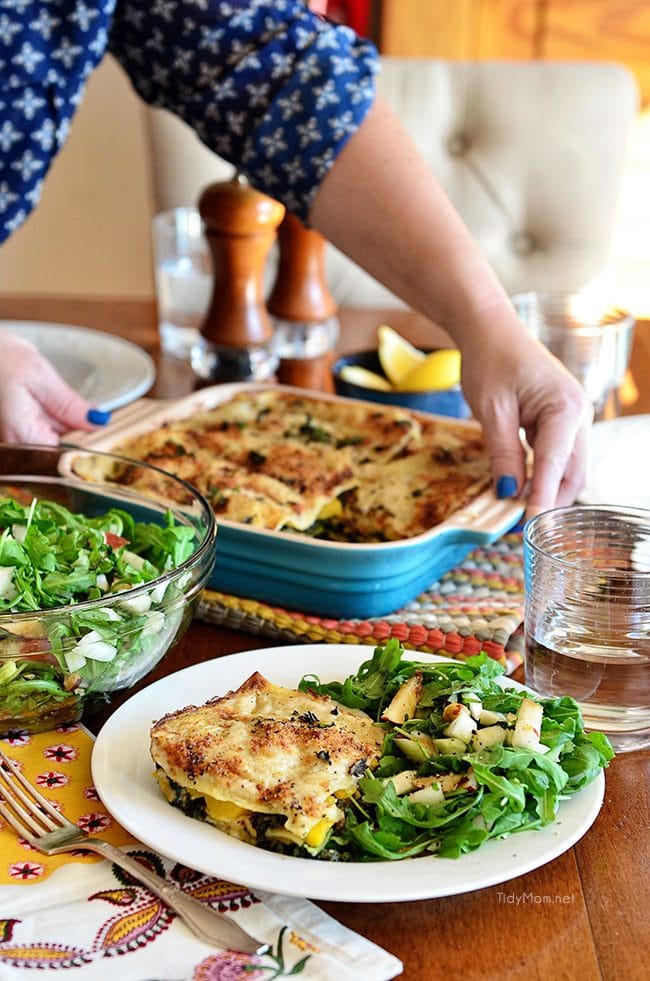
top-left (147, 56), bottom-right (639, 307)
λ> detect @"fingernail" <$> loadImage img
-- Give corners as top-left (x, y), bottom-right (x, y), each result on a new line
top-left (496, 475), bottom-right (518, 499)
top-left (87, 408), bottom-right (112, 425)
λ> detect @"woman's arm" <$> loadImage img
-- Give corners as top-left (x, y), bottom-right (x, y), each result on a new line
top-left (309, 97), bottom-right (593, 515)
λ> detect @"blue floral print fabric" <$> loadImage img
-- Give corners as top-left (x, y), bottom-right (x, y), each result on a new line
top-left (0, 0), bottom-right (116, 243)
top-left (0, 0), bottom-right (378, 245)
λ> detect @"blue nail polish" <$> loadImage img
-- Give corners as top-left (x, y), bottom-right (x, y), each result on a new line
top-left (87, 408), bottom-right (112, 426)
top-left (496, 475), bottom-right (518, 499)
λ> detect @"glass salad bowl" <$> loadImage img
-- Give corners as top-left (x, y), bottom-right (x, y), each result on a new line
top-left (0, 444), bottom-right (216, 735)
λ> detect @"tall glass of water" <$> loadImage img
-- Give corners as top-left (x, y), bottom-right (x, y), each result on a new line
top-left (152, 208), bottom-right (212, 359)
top-left (524, 505), bottom-right (650, 752)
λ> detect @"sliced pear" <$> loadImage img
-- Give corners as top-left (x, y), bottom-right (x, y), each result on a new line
top-left (395, 731), bottom-right (437, 762)
top-left (472, 725), bottom-right (507, 750)
top-left (382, 672), bottom-right (423, 724)
top-left (407, 782), bottom-right (444, 806)
top-left (438, 770), bottom-right (479, 793)
top-left (384, 769), bottom-right (419, 795)
top-left (442, 702), bottom-right (477, 743)
top-left (0, 619), bottom-right (47, 639)
top-left (478, 708), bottom-right (508, 726)
top-left (512, 697), bottom-right (548, 753)
top-left (434, 737), bottom-right (468, 756)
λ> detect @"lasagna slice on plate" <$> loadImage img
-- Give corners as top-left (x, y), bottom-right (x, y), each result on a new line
top-left (150, 671), bottom-right (384, 854)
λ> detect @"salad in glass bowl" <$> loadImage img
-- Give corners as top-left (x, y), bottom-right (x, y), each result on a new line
top-left (0, 445), bottom-right (216, 735)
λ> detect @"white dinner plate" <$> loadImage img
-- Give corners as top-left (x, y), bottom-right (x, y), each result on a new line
top-left (91, 645), bottom-right (605, 904)
top-left (582, 415), bottom-right (650, 509)
top-left (0, 320), bottom-right (155, 411)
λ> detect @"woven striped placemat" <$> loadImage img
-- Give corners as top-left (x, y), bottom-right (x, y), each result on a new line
top-left (198, 531), bottom-right (525, 675)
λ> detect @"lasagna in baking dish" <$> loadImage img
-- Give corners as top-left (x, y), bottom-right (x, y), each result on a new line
top-left (78, 389), bottom-right (491, 542)
top-left (150, 672), bottom-right (384, 854)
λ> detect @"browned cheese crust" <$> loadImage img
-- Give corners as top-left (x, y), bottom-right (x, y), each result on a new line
top-left (78, 389), bottom-right (491, 540)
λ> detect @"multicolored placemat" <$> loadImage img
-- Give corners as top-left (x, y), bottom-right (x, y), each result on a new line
top-left (198, 531), bottom-right (526, 674)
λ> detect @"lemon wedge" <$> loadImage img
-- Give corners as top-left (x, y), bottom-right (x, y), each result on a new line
top-left (377, 324), bottom-right (425, 386)
top-left (339, 364), bottom-right (392, 391)
top-left (397, 349), bottom-right (461, 392)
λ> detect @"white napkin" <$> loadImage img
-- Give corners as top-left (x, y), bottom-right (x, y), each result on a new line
top-left (0, 855), bottom-right (402, 980)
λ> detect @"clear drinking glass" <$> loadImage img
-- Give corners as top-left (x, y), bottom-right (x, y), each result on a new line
top-left (152, 208), bottom-right (213, 359)
top-left (511, 291), bottom-right (636, 417)
top-left (524, 505), bottom-right (650, 752)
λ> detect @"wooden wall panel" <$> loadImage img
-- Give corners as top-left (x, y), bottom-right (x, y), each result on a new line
top-left (477, 0), bottom-right (542, 58)
top-left (379, 0), bottom-right (542, 58)
top-left (543, 1), bottom-right (650, 106)
top-left (379, 0), bottom-right (476, 57)
top-left (378, 0), bottom-right (650, 104)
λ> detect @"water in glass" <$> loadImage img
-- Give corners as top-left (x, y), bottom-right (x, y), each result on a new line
top-left (524, 505), bottom-right (650, 752)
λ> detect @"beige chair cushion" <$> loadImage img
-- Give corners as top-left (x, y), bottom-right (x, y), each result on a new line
top-left (323, 58), bottom-right (638, 306)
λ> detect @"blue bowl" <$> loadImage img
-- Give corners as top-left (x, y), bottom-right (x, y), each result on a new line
top-left (332, 350), bottom-right (471, 418)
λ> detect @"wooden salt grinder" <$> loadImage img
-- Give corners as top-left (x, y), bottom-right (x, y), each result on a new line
top-left (194, 174), bottom-right (285, 382)
top-left (267, 212), bottom-right (339, 392)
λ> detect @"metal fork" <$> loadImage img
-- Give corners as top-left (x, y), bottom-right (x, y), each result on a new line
top-left (0, 749), bottom-right (268, 955)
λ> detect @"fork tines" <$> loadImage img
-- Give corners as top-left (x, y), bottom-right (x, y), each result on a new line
top-left (0, 749), bottom-right (65, 841)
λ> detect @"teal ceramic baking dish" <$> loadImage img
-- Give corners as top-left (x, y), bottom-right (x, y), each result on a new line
top-left (207, 510), bottom-right (519, 617)
top-left (70, 383), bottom-right (524, 619)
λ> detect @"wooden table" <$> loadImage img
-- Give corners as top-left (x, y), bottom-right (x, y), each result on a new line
top-left (1, 295), bottom-right (648, 981)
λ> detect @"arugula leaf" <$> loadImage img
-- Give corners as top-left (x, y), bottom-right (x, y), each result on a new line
top-left (468, 758), bottom-right (527, 811)
top-left (299, 639), bottom-right (406, 712)
top-left (0, 530), bottom-right (28, 568)
top-left (343, 813), bottom-right (433, 860)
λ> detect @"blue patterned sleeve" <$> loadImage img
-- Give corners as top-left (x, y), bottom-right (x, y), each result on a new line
top-left (109, 0), bottom-right (379, 219)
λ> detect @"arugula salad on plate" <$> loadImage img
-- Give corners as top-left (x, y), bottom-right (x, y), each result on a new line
top-left (297, 640), bottom-right (613, 860)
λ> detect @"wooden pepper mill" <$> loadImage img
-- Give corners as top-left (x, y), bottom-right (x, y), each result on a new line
top-left (267, 212), bottom-right (339, 392)
top-left (192, 173), bottom-right (285, 384)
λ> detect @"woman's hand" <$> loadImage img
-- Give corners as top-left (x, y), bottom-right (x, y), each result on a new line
top-left (0, 332), bottom-right (110, 444)
top-left (458, 312), bottom-right (593, 517)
